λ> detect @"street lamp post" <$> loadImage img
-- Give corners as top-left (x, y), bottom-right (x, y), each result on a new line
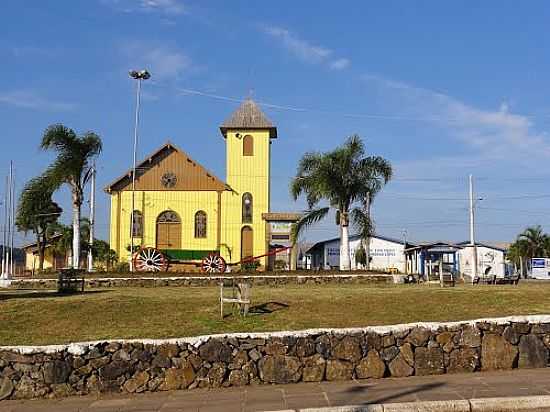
top-left (129, 69), bottom-right (150, 272)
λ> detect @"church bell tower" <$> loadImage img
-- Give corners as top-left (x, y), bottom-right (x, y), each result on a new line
top-left (219, 99), bottom-right (277, 268)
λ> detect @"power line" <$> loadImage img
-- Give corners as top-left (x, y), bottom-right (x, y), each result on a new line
top-left (177, 86), bottom-right (550, 124)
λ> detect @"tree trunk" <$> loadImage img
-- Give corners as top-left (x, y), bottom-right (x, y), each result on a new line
top-left (72, 192), bottom-right (81, 269)
top-left (364, 194), bottom-right (371, 271)
top-left (339, 212), bottom-right (351, 271)
top-left (38, 239), bottom-right (46, 272)
top-left (519, 258), bottom-right (524, 277)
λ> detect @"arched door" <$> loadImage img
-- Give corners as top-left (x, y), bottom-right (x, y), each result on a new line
top-left (241, 226), bottom-right (253, 260)
top-left (156, 211), bottom-right (181, 250)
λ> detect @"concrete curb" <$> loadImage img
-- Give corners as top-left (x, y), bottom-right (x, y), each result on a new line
top-left (275, 395), bottom-right (550, 412)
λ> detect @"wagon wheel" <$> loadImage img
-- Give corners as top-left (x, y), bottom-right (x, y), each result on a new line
top-left (133, 247), bottom-right (168, 272)
top-left (201, 254), bottom-right (227, 274)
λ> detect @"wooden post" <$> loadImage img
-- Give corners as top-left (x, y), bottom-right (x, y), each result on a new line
top-left (238, 282), bottom-right (250, 316)
top-left (219, 282), bottom-right (224, 319)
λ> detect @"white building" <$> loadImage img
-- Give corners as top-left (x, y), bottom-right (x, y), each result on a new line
top-left (457, 242), bottom-right (510, 278)
top-left (306, 234), bottom-right (408, 272)
top-left (306, 234), bottom-right (510, 278)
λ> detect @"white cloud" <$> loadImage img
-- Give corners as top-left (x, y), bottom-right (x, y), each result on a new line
top-left (121, 42), bottom-right (192, 80)
top-left (139, 0), bottom-right (185, 14)
top-left (0, 90), bottom-right (75, 111)
top-left (329, 58), bottom-right (350, 71)
top-left (261, 25), bottom-right (350, 70)
top-left (102, 0), bottom-right (185, 15)
top-left (362, 74), bottom-right (550, 159)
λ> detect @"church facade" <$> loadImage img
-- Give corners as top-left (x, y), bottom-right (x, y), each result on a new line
top-left (105, 99), bottom-right (299, 271)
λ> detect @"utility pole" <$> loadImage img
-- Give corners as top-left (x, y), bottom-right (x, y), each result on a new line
top-left (10, 164), bottom-right (15, 276)
top-left (87, 163), bottom-right (96, 272)
top-left (402, 229), bottom-right (408, 275)
top-left (1, 162), bottom-right (13, 282)
top-left (1, 176), bottom-right (6, 276)
top-left (469, 174), bottom-right (478, 283)
top-left (128, 69), bottom-right (151, 272)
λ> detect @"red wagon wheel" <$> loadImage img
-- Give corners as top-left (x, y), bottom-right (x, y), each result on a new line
top-left (201, 254), bottom-right (227, 274)
top-left (133, 247), bottom-right (168, 272)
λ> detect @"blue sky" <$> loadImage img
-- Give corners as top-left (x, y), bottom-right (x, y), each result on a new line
top-left (2, 1), bottom-right (550, 246)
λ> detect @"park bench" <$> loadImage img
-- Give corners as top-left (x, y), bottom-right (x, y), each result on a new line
top-left (442, 271), bottom-right (455, 287)
top-left (473, 275), bottom-right (496, 285)
top-left (496, 273), bottom-right (521, 285)
top-left (58, 268), bottom-right (85, 293)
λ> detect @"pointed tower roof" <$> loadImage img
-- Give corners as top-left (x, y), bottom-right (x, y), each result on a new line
top-left (220, 99), bottom-right (277, 138)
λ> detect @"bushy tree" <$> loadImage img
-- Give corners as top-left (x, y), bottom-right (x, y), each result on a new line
top-left (92, 239), bottom-right (118, 270)
top-left (15, 176), bottom-right (62, 271)
top-left (509, 226), bottom-right (550, 275)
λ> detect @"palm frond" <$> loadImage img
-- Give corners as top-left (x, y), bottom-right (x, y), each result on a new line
top-left (350, 207), bottom-right (375, 240)
top-left (291, 207), bottom-right (330, 244)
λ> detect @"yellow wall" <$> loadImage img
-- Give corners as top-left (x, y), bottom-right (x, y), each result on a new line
top-left (110, 190), bottom-right (221, 262)
top-left (108, 129), bottom-right (274, 270)
top-left (25, 248), bottom-right (56, 271)
top-left (220, 130), bottom-right (271, 268)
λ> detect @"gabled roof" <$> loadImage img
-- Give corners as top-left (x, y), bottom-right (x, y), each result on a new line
top-left (220, 99), bottom-right (277, 138)
top-left (455, 241), bottom-right (509, 252)
top-left (404, 241), bottom-right (463, 252)
top-left (306, 233), bottom-right (414, 254)
top-left (104, 141), bottom-right (230, 193)
top-left (22, 233), bottom-right (63, 251)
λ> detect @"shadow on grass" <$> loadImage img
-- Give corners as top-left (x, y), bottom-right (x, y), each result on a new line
top-left (222, 301), bottom-right (289, 319)
top-left (249, 301), bottom-right (290, 314)
top-left (0, 289), bottom-right (107, 301)
top-left (342, 382), bottom-right (445, 405)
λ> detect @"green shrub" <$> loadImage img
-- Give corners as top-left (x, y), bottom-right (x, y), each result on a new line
top-left (240, 260), bottom-right (260, 272)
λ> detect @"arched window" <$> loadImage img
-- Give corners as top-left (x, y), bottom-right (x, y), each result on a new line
top-left (242, 193), bottom-right (253, 223)
top-left (243, 134), bottom-right (253, 156)
top-left (156, 211), bottom-right (180, 223)
top-left (131, 210), bottom-right (143, 237)
top-left (194, 211), bottom-right (207, 238)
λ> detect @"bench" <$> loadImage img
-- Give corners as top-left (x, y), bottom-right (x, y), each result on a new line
top-left (58, 268), bottom-right (85, 293)
top-left (496, 274), bottom-right (521, 285)
top-left (473, 275), bottom-right (496, 285)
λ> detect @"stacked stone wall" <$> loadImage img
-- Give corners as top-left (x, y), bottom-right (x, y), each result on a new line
top-left (2, 315), bottom-right (550, 400)
top-left (7, 274), bottom-right (393, 290)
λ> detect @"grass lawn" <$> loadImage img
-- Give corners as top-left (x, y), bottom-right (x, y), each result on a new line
top-left (1, 283), bottom-right (550, 346)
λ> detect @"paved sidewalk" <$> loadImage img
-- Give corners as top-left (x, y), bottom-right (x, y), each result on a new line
top-left (3, 369), bottom-right (550, 412)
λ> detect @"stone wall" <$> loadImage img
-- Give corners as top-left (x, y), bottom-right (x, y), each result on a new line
top-left (6, 274), bottom-right (393, 290)
top-left (2, 315), bottom-right (550, 400)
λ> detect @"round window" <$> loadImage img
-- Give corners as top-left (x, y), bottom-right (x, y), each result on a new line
top-left (161, 172), bottom-right (177, 188)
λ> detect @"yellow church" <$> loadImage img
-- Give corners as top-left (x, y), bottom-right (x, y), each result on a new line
top-left (105, 99), bottom-right (300, 272)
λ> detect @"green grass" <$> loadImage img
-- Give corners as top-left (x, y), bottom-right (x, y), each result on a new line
top-left (1, 283), bottom-right (550, 346)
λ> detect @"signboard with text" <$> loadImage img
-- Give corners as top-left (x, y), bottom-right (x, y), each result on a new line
top-left (531, 258), bottom-right (550, 279)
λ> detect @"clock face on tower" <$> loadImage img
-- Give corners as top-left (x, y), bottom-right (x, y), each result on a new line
top-left (161, 172), bottom-right (177, 188)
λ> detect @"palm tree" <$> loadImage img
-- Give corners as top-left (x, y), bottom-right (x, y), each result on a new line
top-left (41, 124), bottom-right (102, 269)
top-left (50, 219), bottom-right (91, 266)
top-left (349, 157), bottom-right (392, 269)
top-left (291, 135), bottom-right (392, 270)
top-left (508, 239), bottom-right (529, 276)
top-left (16, 176), bottom-right (62, 271)
top-left (518, 226), bottom-right (547, 260)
